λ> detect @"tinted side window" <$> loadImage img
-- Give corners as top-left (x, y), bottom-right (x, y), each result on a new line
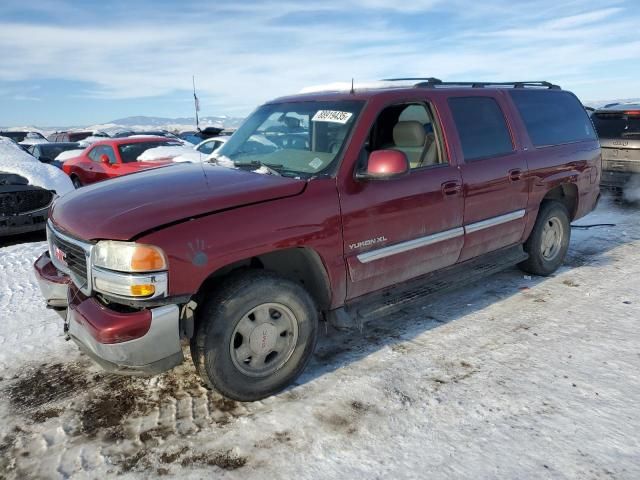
top-left (448, 97), bottom-right (513, 161)
top-left (101, 146), bottom-right (117, 164)
top-left (510, 90), bottom-right (596, 147)
top-left (88, 147), bottom-right (100, 161)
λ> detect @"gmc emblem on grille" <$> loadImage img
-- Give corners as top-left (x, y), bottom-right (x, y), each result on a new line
top-left (53, 246), bottom-right (67, 265)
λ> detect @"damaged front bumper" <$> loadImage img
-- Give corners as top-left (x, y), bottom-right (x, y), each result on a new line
top-left (34, 251), bottom-right (184, 375)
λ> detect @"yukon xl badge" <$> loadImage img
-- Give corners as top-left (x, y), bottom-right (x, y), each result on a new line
top-left (349, 236), bottom-right (387, 250)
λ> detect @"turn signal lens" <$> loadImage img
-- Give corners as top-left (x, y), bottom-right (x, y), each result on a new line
top-left (131, 246), bottom-right (166, 272)
top-left (130, 284), bottom-right (155, 297)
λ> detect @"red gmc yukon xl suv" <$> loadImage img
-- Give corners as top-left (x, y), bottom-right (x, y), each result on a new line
top-left (34, 79), bottom-right (601, 401)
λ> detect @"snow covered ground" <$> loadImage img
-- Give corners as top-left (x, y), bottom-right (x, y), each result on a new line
top-left (0, 197), bottom-right (639, 479)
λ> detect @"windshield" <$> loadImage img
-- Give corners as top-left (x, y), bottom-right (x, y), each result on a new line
top-left (592, 111), bottom-right (640, 139)
top-left (118, 141), bottom-right (182, 163)
top-left (41, 144), bottom-right (80, 158)
top-left (213, 101), bottom-right (364, 177)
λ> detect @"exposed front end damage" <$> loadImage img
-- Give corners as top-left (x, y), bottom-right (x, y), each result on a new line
top-left (0, 173), bottom-right (53, 236)
top-left (33, 222), bottom-right (185, 375)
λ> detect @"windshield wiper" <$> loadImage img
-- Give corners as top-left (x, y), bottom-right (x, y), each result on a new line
top-left (233, 160), bottom-right (282, 176)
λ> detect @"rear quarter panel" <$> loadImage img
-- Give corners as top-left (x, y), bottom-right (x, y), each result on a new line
top-left (503, 91), bottom-right (601, 237)
top-left (520, 140), bottom-right (600, 237)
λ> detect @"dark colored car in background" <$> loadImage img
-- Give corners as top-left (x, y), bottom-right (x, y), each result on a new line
top-left (591, 103), bottom-right (640, 192)
top-left (62, 136), bottom-right (179, 187)
top-left (28, 142), bottom-right (81, 168)
top-left (179, 126), bottom-right (225, 144)
top-left (0, 131), bottom-right (47, 145)
top-left (0, 173), bottom-right (54, 236)
top-left (1, 137), bottom-right (73, 237)
top-left (112, 130), bottom-right (178, 139)
top-left (48, 131), bottom-right (100, 142)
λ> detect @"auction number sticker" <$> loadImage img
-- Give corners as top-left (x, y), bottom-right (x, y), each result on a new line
top-left (312, 110), bottom-right (353, 124)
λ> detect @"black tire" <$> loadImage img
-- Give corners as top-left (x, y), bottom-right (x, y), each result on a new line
top-left (519, 200), bottom-right (571, 276)
top-left (191, 270), bottom-right (318, 401)
top-left (71, 176), bottom-right (82, 189)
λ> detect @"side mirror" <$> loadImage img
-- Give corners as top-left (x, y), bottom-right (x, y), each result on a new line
top-left (99, 154), bottom-right (110, 165)
top-left (355, 150), bottom-right (409, 181)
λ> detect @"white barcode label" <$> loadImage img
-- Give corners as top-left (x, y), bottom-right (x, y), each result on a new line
top-left (312, 110), bottom-right (353, 124)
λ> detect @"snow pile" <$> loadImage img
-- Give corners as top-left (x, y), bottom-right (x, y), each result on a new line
top-left (55, 149), bottom-right (85, 162)
top-left (137, 145), bottom-right (196, 162)
top-left (0, 137), bottom-right (73, 194)
top-left (77, 136), bottom-right (107, 147)
top-left (19, 137), bottom-right (48, 146)
top-left (171, 150), bottom-right (205, 163)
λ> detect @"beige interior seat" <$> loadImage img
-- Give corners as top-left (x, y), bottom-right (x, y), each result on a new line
top-left (390, 121), bottom-right (426, 168)
top-left (422, 132), bottom-right (439, 166)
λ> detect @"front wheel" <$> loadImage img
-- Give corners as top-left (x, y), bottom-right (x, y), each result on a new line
top-left (519, 201), bottom-right (571, 276)
top-left (191, 270), bottom-right (318, 401)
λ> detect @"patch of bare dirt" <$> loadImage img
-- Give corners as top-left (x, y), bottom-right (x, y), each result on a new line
top-left (6, 362), bottom-right (88, 411)
top-left (314, 399), bottom-right (374, 435)
top-left (159, 446), bottom-right (189, 464)
top-left (79, 376), bottom-right (150, 437)
top-left (180, 450), bottom-right (247, 470)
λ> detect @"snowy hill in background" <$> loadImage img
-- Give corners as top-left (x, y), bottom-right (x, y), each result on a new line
top-left (3, 98), bottom-right (639, 136)
top-left (584, 98), bottom-right (640, 109)
top-left (106, 115), bottom-right (245, 129)
top-left (1, 115), bottom-right (245, 137)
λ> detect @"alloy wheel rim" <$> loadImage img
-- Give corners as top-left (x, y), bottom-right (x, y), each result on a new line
top-left (541, 216), bottom-right (563, 261)
top-left (229, 302), bottom-right (299, 377)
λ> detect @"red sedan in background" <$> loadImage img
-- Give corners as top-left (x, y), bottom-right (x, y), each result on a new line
top-left (62, 137), bottom-right (182, 188)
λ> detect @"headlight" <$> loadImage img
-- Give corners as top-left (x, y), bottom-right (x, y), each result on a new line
top-left (92, 241), bottom-right (167, 272)
top-left (91, 241), bottom-right (168, 299)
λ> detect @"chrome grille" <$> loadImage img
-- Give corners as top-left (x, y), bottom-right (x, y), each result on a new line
top-left (47, 222), bottom-right (93, 294)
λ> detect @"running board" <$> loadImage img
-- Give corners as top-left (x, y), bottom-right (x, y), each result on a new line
top-left (330, 245), bottom-right (528, 329)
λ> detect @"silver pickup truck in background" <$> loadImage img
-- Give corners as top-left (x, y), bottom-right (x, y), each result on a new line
top-left (591, 103), bottom-right (640, 196)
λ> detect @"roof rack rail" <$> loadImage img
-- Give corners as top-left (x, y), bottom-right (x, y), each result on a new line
top-left (381, 78), bottom-right (561, 90)
top-left (382, 77), bottom-right (443, 84)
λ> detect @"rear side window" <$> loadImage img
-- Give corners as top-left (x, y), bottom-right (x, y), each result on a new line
top-left (510, 90), bottom-right (596, 147)
top-left (448, 97), bottom-right (513, 162)
top-left (118, 141), bottom-right (179, 162)
top-left (89, 145), bottom-right (117, 163)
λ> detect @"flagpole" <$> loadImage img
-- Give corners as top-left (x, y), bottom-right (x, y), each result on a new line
top-left (192, 75), bottom-right (200, 131)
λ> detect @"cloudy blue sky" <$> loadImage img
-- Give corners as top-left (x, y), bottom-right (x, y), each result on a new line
top-left (0, 0), bottom-right (639, 126)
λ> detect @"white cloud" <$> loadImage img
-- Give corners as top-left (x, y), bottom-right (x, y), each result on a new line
top-left (0, 0), bottom-right (638, 115)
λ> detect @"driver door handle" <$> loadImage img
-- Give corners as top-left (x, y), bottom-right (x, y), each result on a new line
top-left (509, 169), bottom-right (523, 182)
top-left (441, 180), bottom-right (462, 197)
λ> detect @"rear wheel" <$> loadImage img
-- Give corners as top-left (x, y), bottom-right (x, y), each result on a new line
top-left (191, 270), bottom-right (318, 401)
top-left (519, 201), bottom-right (571, 276)
top-left (71, 175), bottom-right (82, 189)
